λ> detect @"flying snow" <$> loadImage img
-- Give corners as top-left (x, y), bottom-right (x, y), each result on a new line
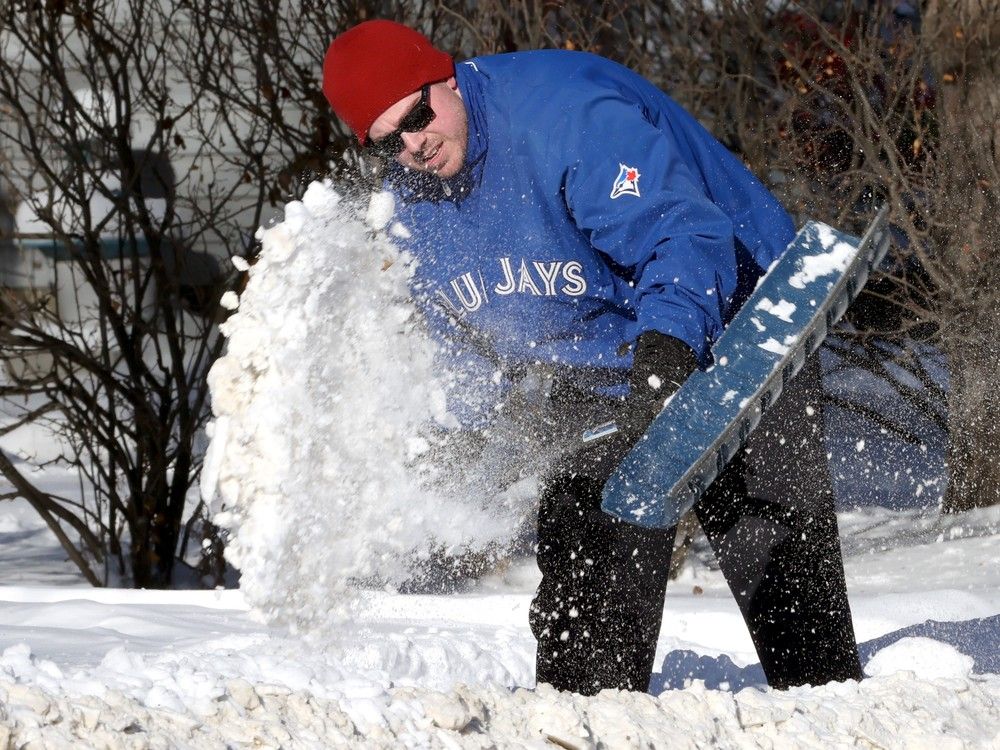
top-left (201, 182), bottom-right (535, 631)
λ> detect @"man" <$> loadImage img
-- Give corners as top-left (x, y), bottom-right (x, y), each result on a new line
top-left (322, 19), bottom-right (863, 695)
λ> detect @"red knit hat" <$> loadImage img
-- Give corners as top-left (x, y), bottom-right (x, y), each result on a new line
top-left (323, 20), bottom-right (455, 145)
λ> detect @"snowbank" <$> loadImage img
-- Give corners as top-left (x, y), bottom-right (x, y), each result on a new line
top-left (1, 497), bottom-right (999, 747)
top-left (1, 659), bottom-right (997, 748)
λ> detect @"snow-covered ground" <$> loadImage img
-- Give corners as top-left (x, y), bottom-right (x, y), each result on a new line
top-left (1, 494), bottom-right (998, 747)
top-left (1, 184), bottom-right (998, 747)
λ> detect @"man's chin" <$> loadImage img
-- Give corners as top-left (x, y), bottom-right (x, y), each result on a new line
top-left (433, 163), bottom-right (460, 179)
top-left (432, 153), bottom-right (467, 180)
top-left (402, 149), bottom-right (465, 179)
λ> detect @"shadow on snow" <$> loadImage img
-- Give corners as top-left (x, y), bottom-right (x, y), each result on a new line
top-left (650, 614), bottom-right (1000, 693)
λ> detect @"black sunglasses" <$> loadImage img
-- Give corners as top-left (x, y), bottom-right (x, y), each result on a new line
top-left (365, 84), bottom-right (436, 158)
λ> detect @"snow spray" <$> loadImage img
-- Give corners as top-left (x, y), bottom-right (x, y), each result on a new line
top-left (202, 181), bottom-right (536, 632)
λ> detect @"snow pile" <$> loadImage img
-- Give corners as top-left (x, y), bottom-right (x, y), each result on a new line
top-left (1, 648), bottom-right (998, 748)
top-left (202, 182), bottom-right (525, 630)
top-left (865, 636), bottom-right (975, 680)
top-left (1, 496), bottom-right (998, 747)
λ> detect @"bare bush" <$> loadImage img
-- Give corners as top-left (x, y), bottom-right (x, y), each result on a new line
top-left (720, 0), bottom-right (1000, 513)
top-left (0, 0), bottom-right (241, 586)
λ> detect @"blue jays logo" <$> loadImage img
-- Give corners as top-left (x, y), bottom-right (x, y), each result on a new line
top-left (610, 163), bottom-right (641, 199)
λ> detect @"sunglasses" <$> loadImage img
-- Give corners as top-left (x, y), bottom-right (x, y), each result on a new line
top-left (365, 84), bottom-right (436, 158)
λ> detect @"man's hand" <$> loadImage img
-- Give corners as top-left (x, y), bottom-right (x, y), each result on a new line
top-left (625, 331), bottom-right (698, 432)
top-left (569, 332), bottom-right (697, 484)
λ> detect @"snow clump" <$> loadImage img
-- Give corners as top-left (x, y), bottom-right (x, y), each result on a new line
top-left (202, 182), bottom-right (527, 631)
top-left (865, 636), bottom-right (976, 680)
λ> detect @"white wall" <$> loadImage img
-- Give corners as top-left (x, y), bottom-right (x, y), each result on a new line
top-left (0, 8), bottom-right (309, 294)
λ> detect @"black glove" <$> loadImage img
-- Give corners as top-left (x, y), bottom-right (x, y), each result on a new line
top-left (624, 331), bottom-right (698, 433)
top-left (566, 331), bottom-right (697, 484)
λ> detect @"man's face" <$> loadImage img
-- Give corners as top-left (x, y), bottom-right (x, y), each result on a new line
top-left (367, 78), bottom-right (468, 179)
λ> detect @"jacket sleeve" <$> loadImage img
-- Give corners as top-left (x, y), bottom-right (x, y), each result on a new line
top-left (529, 87), bottom-right (740, 364)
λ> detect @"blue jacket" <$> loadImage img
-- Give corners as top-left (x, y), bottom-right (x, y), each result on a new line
top-left (387, 50), bottom-right (794, 426)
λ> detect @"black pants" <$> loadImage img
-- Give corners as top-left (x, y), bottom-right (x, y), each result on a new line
top-left (529, 354), bottom-right (863, 694)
